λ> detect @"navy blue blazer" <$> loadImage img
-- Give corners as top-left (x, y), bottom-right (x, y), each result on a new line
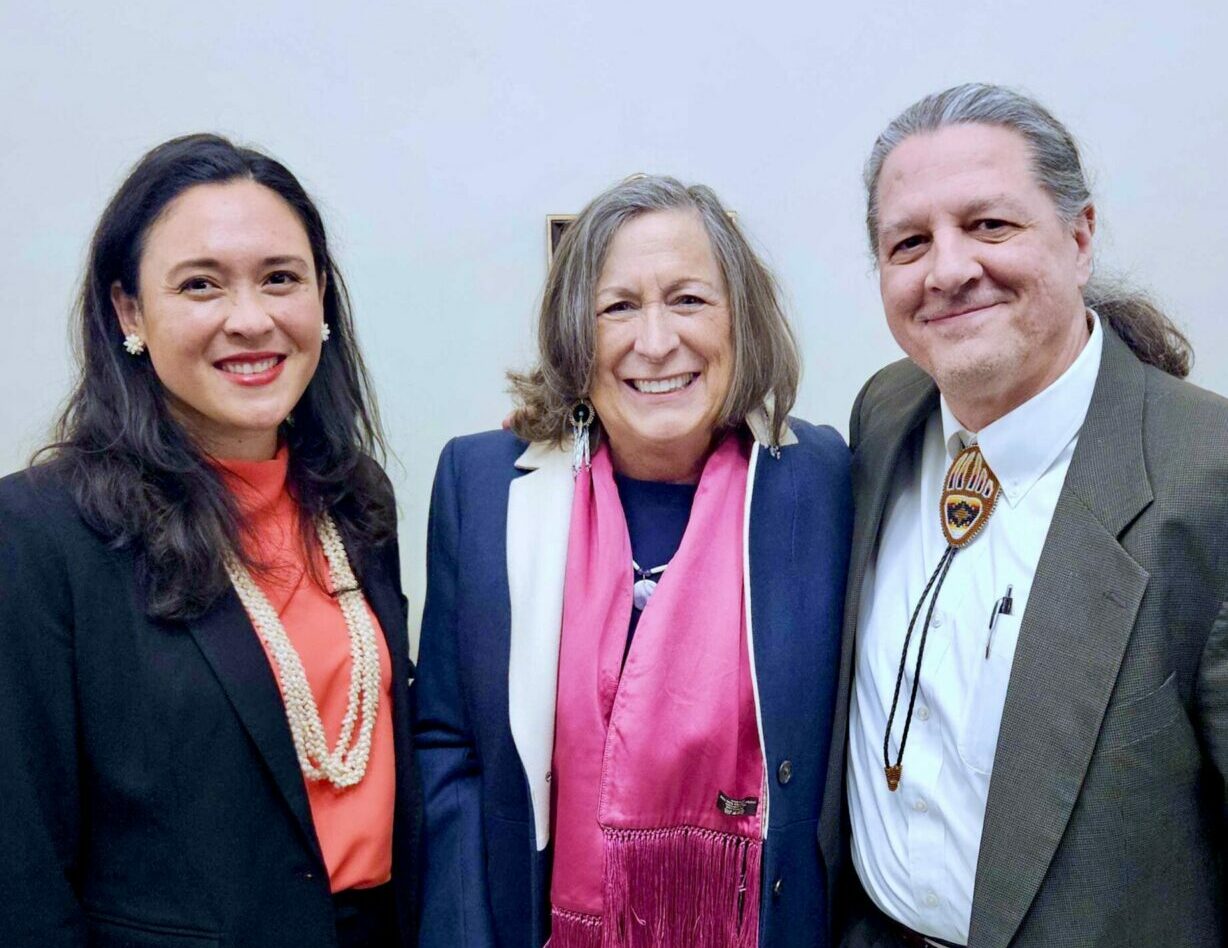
top-left (414, 418), bottom-right (852, 947)
top-left (0, 462), bottom-right (421, 947)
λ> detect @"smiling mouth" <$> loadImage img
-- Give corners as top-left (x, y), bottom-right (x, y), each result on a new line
top-left (627, 373), bottom-right (698, 394)
top-left (923, 302), bottom-right (1001, 323)
top-left (215, 355), bottom-right (286, 375)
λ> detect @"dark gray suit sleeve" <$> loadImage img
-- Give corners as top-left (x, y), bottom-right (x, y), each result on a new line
top-left (0, 485), bottom-right (88, 945)
top-left (1196, 598), bottom-right (1228, 826)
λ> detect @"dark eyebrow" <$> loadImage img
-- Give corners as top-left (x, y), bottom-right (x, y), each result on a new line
top-left (166, 257), bottom-right (224, 276)
top-left (261, 255), bottom-right (311, 269)
top-left (166, 255), bottom-right (312, 278)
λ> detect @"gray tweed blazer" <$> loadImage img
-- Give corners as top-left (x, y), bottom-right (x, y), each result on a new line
top-left (822, 323), bottom-right (1228, 947)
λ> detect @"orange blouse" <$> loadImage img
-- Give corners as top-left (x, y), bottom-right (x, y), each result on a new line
top-left (215, 449), bottom-right (395, 893)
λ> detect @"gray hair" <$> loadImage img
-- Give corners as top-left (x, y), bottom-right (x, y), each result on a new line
top-left (863, 83), bottom-right (1192, 378)
top-left (508, 174), bottom-right (801, 444)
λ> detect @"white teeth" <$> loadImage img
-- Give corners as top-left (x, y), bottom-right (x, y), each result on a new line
top-left (221, 357), bottom-right (279, 375)
top-left (631, 373), bottom-right (696, 394)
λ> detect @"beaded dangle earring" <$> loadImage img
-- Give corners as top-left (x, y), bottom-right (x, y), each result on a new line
top-left (570, 400), bottom-right (594, 474)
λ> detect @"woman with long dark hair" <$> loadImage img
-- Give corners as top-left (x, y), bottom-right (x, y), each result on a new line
top-left (0, 135), bottom-right (419, 947)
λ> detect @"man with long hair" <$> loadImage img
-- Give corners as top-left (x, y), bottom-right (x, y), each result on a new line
top-left (828, 84), bottom-right (1226, 947)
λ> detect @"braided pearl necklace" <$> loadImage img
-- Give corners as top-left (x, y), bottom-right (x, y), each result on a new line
top-left (223, 513), bottom-right (380, 789)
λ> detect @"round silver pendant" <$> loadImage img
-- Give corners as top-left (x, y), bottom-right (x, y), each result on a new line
top-left (633, 577), bottom-right (658, 611)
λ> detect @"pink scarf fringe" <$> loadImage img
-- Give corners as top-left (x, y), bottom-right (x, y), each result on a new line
top-left (550, 907), bottom-right (602, 948)
top-left (550, 826), bottom-right (762, 948)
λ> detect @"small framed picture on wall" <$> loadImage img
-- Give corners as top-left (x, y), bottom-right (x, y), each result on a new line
top-left (546, 214), bottom-right (576, 265)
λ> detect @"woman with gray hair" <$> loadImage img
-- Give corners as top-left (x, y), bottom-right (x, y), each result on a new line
top-left (413, 175), bottom-right (851, 947)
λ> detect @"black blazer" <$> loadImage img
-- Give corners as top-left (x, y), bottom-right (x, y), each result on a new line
top-left (0, 463), bottom-right (421, 947)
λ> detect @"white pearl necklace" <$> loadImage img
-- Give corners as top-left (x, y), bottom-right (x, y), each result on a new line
top-left (223, 513), bottom-right (380, 789)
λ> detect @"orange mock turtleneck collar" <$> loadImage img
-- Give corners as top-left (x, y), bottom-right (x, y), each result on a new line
top-left (213, 445), bottom-right (292, 521)
top-left (212, 446), bottom-right (301, 611)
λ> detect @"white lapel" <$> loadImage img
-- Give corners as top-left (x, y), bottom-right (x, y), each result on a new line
top-left (745, 405), bottom-right (798, 450)
top-left (506, 440), bottom-right (575, 850)
top-left (505, 414), bottom-right (792, 852)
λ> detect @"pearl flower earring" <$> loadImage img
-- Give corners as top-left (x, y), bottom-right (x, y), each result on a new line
top-left (123, 333), bottom-right (146, 356)
top-left (321, 322), bottom-right (331, 342)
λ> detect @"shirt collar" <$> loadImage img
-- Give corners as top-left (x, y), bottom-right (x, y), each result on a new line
top-left (939, 310), bottom-right (1103, 505)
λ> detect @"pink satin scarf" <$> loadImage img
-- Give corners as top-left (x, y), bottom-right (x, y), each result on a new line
top-left (548, 435), bottom-right (765, 948)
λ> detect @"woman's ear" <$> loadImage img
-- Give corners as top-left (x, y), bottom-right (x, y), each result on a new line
top-left (111, 280), bottom-right (143, 338)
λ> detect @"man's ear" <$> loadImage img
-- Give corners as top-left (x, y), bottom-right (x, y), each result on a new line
top-left (111, 281), bottom-right (143, 338)
top-left (1073, 204), bottom-right (1096, 288)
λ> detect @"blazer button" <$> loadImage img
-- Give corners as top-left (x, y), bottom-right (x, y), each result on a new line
top-left (777, 760), bottom-right (793, 785)
top-left (772, 877), bottom-right (783, 898)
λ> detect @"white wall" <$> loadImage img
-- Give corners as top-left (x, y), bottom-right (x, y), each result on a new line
top-left (3, 1), bottom-right (1225, 641)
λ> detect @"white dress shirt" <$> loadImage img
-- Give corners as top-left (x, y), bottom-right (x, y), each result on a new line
top-left (847, 316), bottom-right (1103, 945)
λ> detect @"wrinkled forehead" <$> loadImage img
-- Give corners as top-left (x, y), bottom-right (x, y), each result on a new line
top-left (597, 208), bottom-right (725, 291)
top-left (875, 124), bottom-right (1057, 240)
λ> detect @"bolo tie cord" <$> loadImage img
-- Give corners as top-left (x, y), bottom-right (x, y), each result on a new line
top-left (881, 442), bottom-right (1001, 791)
top-left (882, 544), bottom-right (958, 791)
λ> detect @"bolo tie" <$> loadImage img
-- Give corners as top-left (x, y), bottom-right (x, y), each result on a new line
top-left (883, 442), bottom-right (1001, 792)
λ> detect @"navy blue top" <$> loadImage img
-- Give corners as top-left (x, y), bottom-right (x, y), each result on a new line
top-left (614, 473), bottom-right (696, 643)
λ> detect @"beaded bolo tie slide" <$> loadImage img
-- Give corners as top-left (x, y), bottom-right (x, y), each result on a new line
top-left (883, 443), bottom-right (1001, 792)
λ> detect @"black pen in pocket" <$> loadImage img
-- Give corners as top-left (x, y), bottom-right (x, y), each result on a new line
top-left (986, 585), bottom-right (1014, 658)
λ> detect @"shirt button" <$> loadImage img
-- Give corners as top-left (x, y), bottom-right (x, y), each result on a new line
top-left (931, 616), bottom-right (943, 629)
top-left (924, 892), bottom-right (939, 908)
top-left (777, 760), bottom-right (793, 785)
top-left (772, 878), bottom-right (783, 897)
top-left (914, 798), bottom-right (928, 813)
top-left (917, 706), bottom-right (930, 721)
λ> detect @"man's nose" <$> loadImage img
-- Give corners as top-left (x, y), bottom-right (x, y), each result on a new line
top-left (924, 231), bottom-right (984, 295)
